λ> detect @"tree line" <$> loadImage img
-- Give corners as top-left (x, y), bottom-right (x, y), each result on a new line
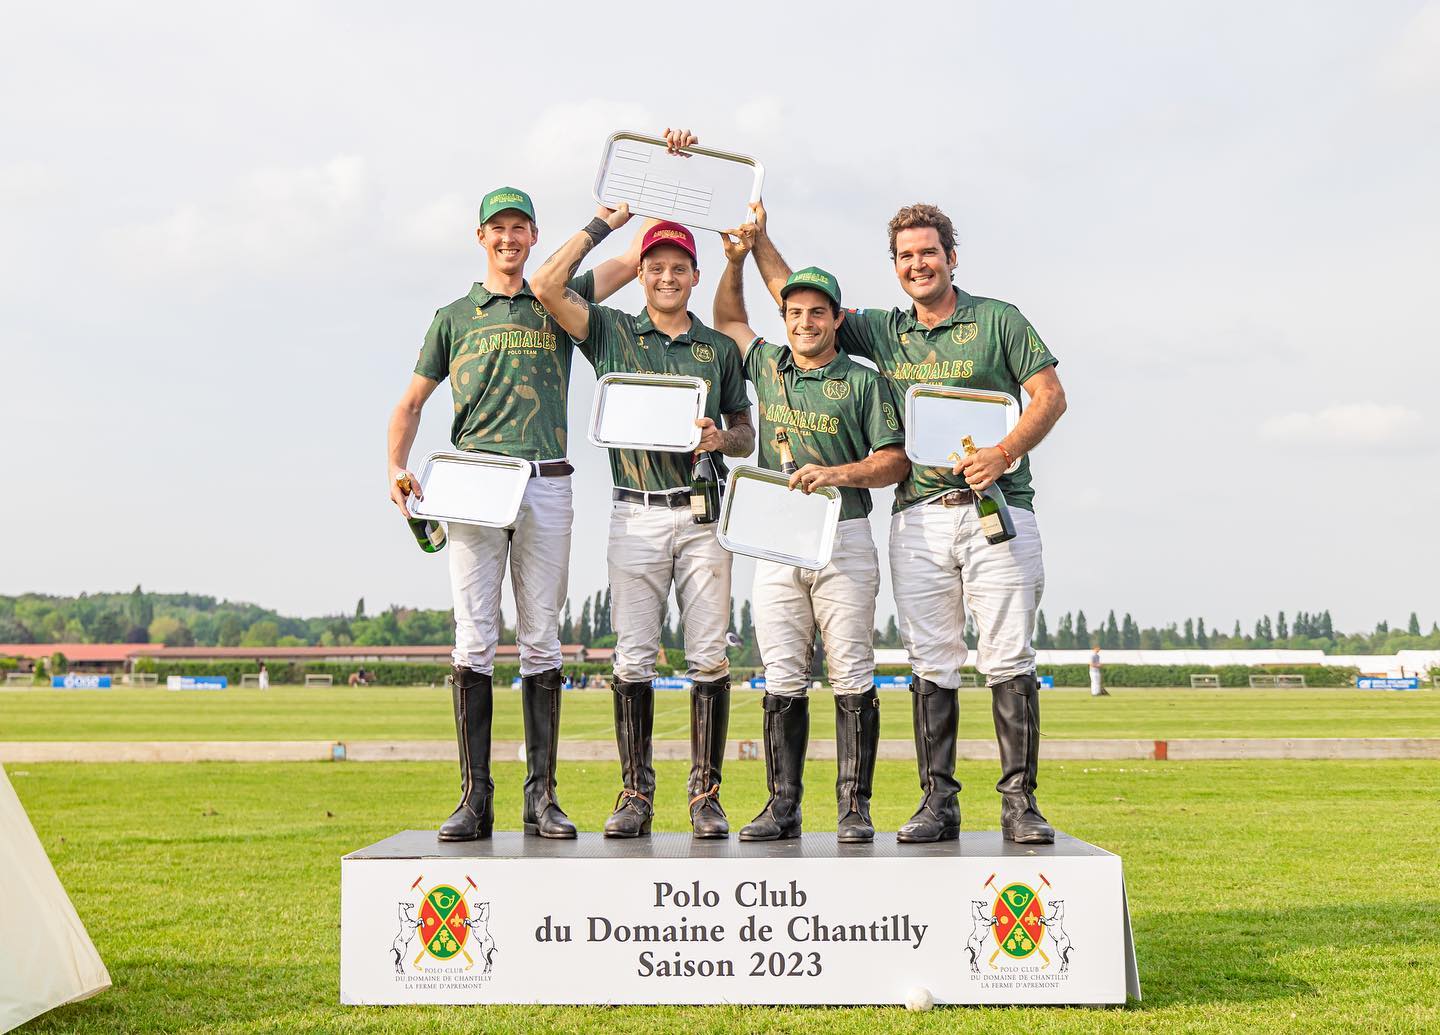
top-left (2, 590), bottom-right (1438, 657)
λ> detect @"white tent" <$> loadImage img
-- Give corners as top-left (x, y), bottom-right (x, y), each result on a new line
top-left (0, 767), bottom-right (109, 1033)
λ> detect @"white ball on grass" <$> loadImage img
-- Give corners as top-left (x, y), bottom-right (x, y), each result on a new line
top-left (904, 985), bottom-right (934, 1012)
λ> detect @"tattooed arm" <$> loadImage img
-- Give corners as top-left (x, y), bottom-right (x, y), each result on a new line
top-left (532, 203), bottom-right (632, 340)
top-left (698, 407), bottom-right (755, 459)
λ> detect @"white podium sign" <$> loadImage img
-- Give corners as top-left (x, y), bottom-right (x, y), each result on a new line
top-left (340, 832), bottom-right (1139, 1006)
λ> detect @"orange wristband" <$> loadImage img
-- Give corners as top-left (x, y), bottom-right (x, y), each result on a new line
top-left (998, 444), bottom-right (1016, 466)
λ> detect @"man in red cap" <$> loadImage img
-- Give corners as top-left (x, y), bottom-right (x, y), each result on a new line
top-left (533, 164), bottom-right (754, 841)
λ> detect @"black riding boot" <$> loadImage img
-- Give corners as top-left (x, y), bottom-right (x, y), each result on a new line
top-left (604, 680), bottom-right (655, 838)
top-left (992, 673), bottom-right (1054, 844)
top-left (896, 678), bottom-right (961, 843)
top-left (437, 666), bottom-right (494, 841)
top-left (688, 677), bottom-right (731, 838)
top-left (835, 687), bottom-right (880, 843)
top-left (521, 668), bottom-right (576, 838)
top-left (739, 694), bottom-right (808, 841)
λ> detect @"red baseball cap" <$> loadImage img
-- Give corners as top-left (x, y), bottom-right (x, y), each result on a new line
top-left (640, 221), bottom-right (698, 262)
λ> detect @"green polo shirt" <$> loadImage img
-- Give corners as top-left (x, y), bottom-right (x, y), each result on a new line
top-left (576, 305), bottom-right (749, 491)
top-left (742, 338), bottom-right (905, 521)
top-left (414, 272), bottom-right (594, 461)
top-left (838, 288), bottom-right (1058, 512)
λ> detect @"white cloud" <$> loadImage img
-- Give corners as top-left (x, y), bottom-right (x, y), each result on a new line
top-left (108, 155), bottom-right (369, 271)
top-left (1259, 401), bottom-right (1425, 446)
top-left (1378, 1), bottom-right (1440, 93)
top-left (733, 96), bottom-right (784, 138)
top-left (0, 161), bottom-right (54, 199)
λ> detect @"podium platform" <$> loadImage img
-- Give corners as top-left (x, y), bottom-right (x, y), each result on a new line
top-left (341, 831), bottom-right (1139, 1006)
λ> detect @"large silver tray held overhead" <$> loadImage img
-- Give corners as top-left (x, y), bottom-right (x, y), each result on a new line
top-left (904, 384), bottom-right (1021, 472)
top-left (594, 131), bottom-right (764, 233)
top-left (588, 372), bottom-right (708, 452)
top-left (406, 451), bottom-right (531, 528)
top-left (717, 465), bottom-right (841, 571)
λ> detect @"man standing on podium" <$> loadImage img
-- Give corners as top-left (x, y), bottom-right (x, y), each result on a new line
top-left (712, 221), bottom-right (909, 843)
top-left (751, 201), bottom-right (1067, 844)
top-left (532, 132), bottom-right (754, 840)
top-left (387, 185), bottom-right (644, 841)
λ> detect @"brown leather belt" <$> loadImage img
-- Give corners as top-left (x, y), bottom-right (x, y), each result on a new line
top-left (531, 461), bottom-right (574, 478)
top-left (929, 489), bottom-right (976, 507)
top-left (612, 486), bottom-right (692, 509)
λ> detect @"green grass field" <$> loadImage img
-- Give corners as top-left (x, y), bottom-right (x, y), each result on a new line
top-left (9, 757), bottom-right (1439, 1033)
top-left (3, 686), bottom-right (1437, 742)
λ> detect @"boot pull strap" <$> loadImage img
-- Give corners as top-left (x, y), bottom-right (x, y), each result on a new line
top-left (688, 784), bottom-right (721, 809)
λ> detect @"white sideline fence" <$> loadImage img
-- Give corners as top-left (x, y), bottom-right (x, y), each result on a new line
top-left (123, 673), bottom-right (158, 687)
top-left (240, 674), bottom-right (263, 688)
top-left (1249, 674), bottom-right (1307, 688)
top-left (956, 673), bottom-right (979, 687)
top-left (304, 674), bottom-right (335, 687)
top-left (4, 672), bottom-right (32, 686)
top-left (1190, 674), bottom-right (1222, 688)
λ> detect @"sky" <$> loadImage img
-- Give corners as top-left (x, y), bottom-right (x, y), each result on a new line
top-left (1, 1), bottom-right (1437, 632)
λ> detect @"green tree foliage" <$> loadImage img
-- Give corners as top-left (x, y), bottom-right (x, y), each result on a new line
top-left (1056, 612), bottom-right (1075, 649)
top-left (1034, 611), bottom-right (1050, 649)
top-left (1075, 611), bottom-right (1089, 647)
top-left (1102, 610), bottom-right (1120, 649)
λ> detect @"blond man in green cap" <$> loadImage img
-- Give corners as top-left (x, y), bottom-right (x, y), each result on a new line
top-left (386, 184), bottom-right (645, 841)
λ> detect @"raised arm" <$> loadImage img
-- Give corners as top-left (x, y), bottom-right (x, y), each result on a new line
top-left (713, 221), bottom-right (759, 355)
top-left (591, 129), bottom-right (695, 301)
top-left (387, 373), bottom-right (441, 517)
top-left (531, 204), bottom-right (632, 339)
top-left (749, 200), bottom-right (792, 306)
top-left (789, 444), bottom-right (910, 494)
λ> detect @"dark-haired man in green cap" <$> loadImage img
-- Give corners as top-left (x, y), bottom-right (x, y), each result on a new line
top-left (385, 183), bottom-right (645, 841)
top-left (713, 217), bottom-right (909, 843)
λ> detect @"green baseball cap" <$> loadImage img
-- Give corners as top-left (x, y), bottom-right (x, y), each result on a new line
top-left (781, 266), bottom-right (842, 307)
top-left (479, 186), bottom-right (536, 224)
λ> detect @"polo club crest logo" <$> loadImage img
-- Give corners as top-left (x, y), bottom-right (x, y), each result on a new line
top-left (950, 323), bottom-right (978, 346)
top-left (531, 299), bottom-right (548, 319)
top-left (971, 872), bottom-right (1074, 974)
top-left (822, 380), bottom-right (850, 400)
top-left (392, 874), bottom-right (498, 975)
top-left (691, 341), bottom-right (715, 363)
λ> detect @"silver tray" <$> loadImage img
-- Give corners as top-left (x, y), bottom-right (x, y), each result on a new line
top-left (594, 131), bottom-right (764, 233)
top-left (717, 465), bottom-right (840, 571)
top-left (407, 451), bottom-right (531, 528)
top-left (588, 372), bottom-right (708, 452)
top-left (904, 384), bottom-right (1021, 472)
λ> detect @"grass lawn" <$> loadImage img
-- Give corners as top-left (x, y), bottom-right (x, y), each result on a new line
top-left (8, 757), bottom-right (1439, 1033)
top-left (3, 686), bottom-right (1437, 743)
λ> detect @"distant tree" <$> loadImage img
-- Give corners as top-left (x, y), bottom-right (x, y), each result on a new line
top-left (1034, 611), bottom-right (1050, 649)
top-left (1102, 611), bottom-right (1120, 650)
top-left (1409, 612), bottom-right (1422, 636)
top-left (1122, 613), bottom-right (1140, 649)
top-left (355, 597), bottom-right (366, 619)
top-left (1056, 612), bottom-right (1075, 650)
top-left (1276, 611), bottom-right (1288, 640)
top-left (601, 588), bottom-right (612, 638)
top-left (660, 601), bottom-right (675, 650)
top-left (963, 614), bottom-right (977, 646)
top-left (1320, 611), bottom-right (1334, 639)
top-left (1261, 615), bottom-right (1273, 643)
top-left (578, 599), bottom-right (593, 645)
top-left (241, 620), bottom-right (280, 646)
top-left (91, 610), bottom-right (125, 643)
top-left (49, 651), bottom-right (68, 676)
top-left (216, 613), bottom-right (245, 647)
top-left (1075, 611), bottom-right (1089, 647)
top-left (884, 615), bottom-right (900, 649)
top-left (0, 616), bottom-right (32, 643)
top-left (740, 601), bottom-right (754, 643)
top-left (1183, 618), bottom-right (1195, 646)
top-left (1196, 617), bottom-right (1209, 647)
top-left (128, 585), bottom-right (153, 631)
top-left (124, 624), bottom-right (150, 644)
top-left (559, 599), bottom-right (574, 643)
top-left (1375, 619), bottom-right (1389, 635)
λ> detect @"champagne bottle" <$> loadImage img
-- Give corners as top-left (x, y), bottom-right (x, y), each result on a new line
top-left (776, 428), bottom-right (798, 476)
top-left (396, 473), bottom-right (447, 553)
top-left (690, 451), bottom-right (720, 524)
top-left (961, 436), bottom-right (1016, 545)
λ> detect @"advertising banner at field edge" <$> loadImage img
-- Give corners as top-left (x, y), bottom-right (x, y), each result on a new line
top-left (52, 675), bottom-right (112, 689)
